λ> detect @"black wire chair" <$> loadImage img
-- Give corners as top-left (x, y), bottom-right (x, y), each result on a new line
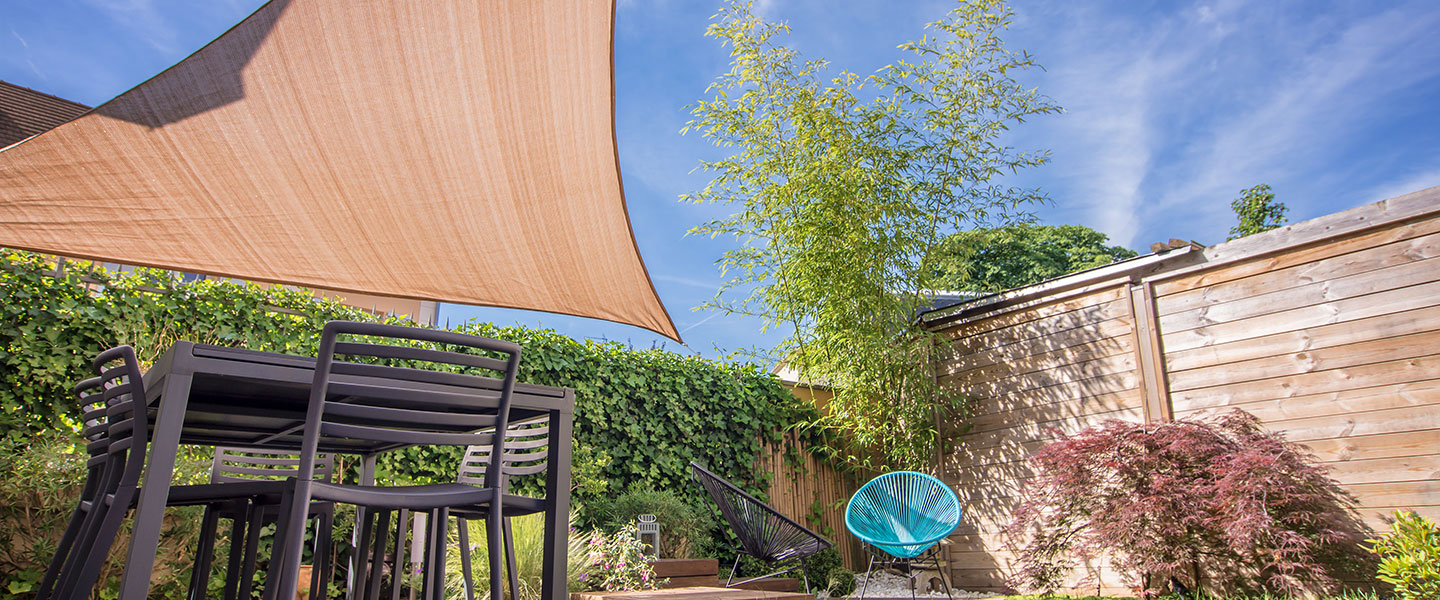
top-left (264, 321), bottom-right (523, 600)
top-left (690, 462), bottom-right (832, 592)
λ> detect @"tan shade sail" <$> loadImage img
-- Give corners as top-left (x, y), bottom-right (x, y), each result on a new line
top-left (0, 0), bottom-right (679, 340)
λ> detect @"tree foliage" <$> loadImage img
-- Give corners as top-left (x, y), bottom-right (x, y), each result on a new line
top-left (1004, 410), bottom-right (1371, 597)
top-left (930, 223), bottom-right (1136, 292)
top-left (1228, 183), bottom-right (1288, 240)
top-left (683, 0), bottom-right (1059, 469)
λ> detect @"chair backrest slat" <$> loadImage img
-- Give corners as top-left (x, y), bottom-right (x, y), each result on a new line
top-left (455, 418), bottom-right (549, 489)
top-left (322, 379), bottom-right (502, 410)
top-left (322, 401), bottom-right (499, 429)
top-left (320, 422), bottom-right (492, 447)
top-left (329, 362), bottom-right (510, 394)
top-left (211, 447), bottom-right (334, 484)
top-left (333, 342), bottom-right (511, 373)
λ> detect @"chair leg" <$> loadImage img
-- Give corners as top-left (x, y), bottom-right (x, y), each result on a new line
top-left (223, 502), bottom-right (250, 600)
top-left (726, 554), bottom-right (741, 587)
top-left (35, 487), bottom-right (94, 600)
top-left (931, 551), bottom-right (953, 600)
top-left (353, 507), bottom-right (378, 600)
top-left (421, 510), bottom-right (445, 600)
top-left (435, 508), bottom-right (449, 600)
top-left (317, 507), bottom-right (335, 600)
top-left (61, 486), bottom-right (140, 600)
top-left (800, 562), bottom-right (812, 595)
top-left (367, 510), bottom-right (391, 600)
top-left (504, 519), bottom-right (519, 600)
top-left (189, 504), bottom-right (223, 600)
top-left (264, 481), bottom-right (308, 600)
top-left (486, 506), bottom-right (502, 600)
top-left (858, 555), bottom-right (876, 600)
top-left (457, 518), bottom-right (476, 600)
top-left (391, 509), bottom-right (409, 600)
top-left (237, 503), bottom-right (266, 600)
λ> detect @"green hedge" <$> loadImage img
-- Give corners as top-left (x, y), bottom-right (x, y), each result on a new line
top-left (0, 249), bottom-right (814, 513)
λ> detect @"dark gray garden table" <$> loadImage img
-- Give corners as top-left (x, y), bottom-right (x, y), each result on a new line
top-left (118, 341), bottom-right (575, 600)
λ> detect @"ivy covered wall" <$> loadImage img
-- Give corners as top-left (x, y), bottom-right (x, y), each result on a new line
top-left (0, 249), bottom-right (816, 516)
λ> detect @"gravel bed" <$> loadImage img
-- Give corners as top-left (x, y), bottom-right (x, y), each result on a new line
top-left (828, 571), bottom-right (999, 599)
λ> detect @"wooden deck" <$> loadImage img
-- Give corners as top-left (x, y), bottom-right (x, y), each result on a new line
top-left (571, 587), bottom-right (814, 600)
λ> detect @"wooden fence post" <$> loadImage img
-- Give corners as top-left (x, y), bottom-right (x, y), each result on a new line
top-left (1127, 281), bottom-right (1174, 422)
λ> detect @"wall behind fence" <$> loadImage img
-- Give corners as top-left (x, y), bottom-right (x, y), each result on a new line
top-left (927, 188), bottom-right (1440, 595)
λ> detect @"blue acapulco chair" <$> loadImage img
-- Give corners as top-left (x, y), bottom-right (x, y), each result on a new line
top-left (845, 471), bottom-right (962, 600)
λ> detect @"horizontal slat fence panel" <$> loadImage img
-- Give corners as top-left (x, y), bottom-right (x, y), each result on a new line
top-left (936, 282), bottom-right (1144, 593)
top-left (927, 196), bottom-right (1440, 595)
top-left (1156, 229), bottom-right (1440, 317)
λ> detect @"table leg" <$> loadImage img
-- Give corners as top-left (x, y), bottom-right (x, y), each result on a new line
top-left (540, 406), bottom-right (573, 600)
top-left (118, 372), bottom-right (193, 600)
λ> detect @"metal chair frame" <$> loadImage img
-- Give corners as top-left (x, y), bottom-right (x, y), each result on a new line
top-left (38, 347), bottom-right (344, 600)
top-left (265, 321), bottom-right (523, 600)
top-left (690, 462), bottom-right (832, 592)
top-left (845, 471), bottom-right (962, 600)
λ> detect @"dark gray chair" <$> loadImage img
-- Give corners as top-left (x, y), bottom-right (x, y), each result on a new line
top-left (41, 347), bottom-right (341, 600)
top-left (454, 418), bottom-right (550, 600)
top-left (34, 373), bottom-right (109, 600)
top-left (179, 447), bottom-right (337, 600)
top-left (51, 346), bottom-right (151, 600)
top-left (265, 321), bottom-right (523, 600)
top-left (359, 418), bottom-right (550, 600)
top-left (691, 462), bottom-right (832, 592)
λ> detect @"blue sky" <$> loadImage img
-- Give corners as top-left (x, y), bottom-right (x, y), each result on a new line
top-left (4, 0), bottom-right (1438, 363)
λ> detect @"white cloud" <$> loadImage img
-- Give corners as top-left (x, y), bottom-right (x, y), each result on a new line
top-left (1365, 169), bottom-right (1440, 204)
top-left (1024, 1), bottom-right (1440, 247)
top-left (9, 29), bottom-right (46, 80)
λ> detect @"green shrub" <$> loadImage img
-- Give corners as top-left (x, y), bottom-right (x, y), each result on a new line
top-left (0, 433), bottom-right (215, 599)
top-left (1368, 510), bottom-right (1440, 600)
top-left (802, 548), bottom-right (845, 594)
top-left (824, 568), bottom-right (856, 597)
top-left (594, 488), bottom-right (712, 559)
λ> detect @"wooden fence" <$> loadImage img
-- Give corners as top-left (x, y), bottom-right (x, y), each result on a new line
top-left (919, 187), bottom-right (1440, 594)
top-left (755, 427), bottom-right (868, 571)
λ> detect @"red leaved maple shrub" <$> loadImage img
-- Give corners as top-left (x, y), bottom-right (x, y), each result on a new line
top-left (1003, 409), bottom-right (1371, 597)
